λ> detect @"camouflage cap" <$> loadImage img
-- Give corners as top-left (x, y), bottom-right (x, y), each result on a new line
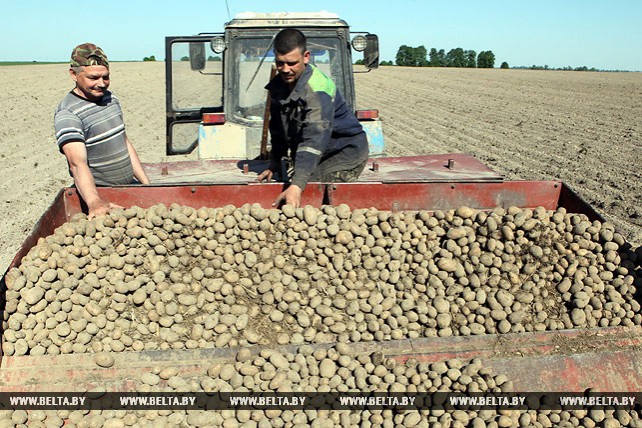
top-left (70, 43), bottom-right (109, 68)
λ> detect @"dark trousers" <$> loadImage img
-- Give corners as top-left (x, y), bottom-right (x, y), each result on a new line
top-left (306, 132), bottom-right (369, 183)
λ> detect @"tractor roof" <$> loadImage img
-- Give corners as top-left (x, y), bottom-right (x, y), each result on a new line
top-left (226, 11), bottom-right (348, 29)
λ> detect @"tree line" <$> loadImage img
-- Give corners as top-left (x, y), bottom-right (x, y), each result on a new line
top-left (391, 45), bottom-right (498, 68)
top-left (514, 65), bottom-right (600, 72)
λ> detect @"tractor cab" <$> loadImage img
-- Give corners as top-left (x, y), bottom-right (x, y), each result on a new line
top-left (165, 12), bottom-right (382, 160)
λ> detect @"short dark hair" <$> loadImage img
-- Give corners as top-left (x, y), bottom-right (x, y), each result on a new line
top-left (274, 29), bottom-right (307, 55)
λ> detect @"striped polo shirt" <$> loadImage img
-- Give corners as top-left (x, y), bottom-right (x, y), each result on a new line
top-left (54, 90), bottom-right (134, 186)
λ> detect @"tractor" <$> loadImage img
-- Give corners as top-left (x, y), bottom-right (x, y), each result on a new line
top-left (165, 11), bottom-right (382, 162)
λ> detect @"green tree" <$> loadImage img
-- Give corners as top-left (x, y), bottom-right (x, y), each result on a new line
top-left (465, 50), bottom-right (477, 68)
top-left (446, 48), bottom-right (466, 67)
top-left (500, 61), bottom-right (509, 69)
top-left (428, 48), bottom-right (445, 67)
top-left (395, 45), bottom-right (428, 66)
top-left (395, 45), bottom-right (412, 66)
top-left (208, 55), bottom-right (222, 61)
top-left (181, 56), bottom-right (189, 61)
top-left (477, 51), bottom-right (495, 68)
top-left (143, 55), bottom-right (156, 62)
top-left (416, 45), bottom-right (429, 66)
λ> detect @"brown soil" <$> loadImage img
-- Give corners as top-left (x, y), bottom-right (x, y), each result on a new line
top-left (0, 63), bottom-right (640, 275)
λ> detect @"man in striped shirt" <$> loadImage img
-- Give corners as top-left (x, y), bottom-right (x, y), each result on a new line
top-left (54, 43), bottom-right (149, 219)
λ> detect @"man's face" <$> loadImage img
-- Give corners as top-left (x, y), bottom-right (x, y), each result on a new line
top-left (275, 48), bottom-right (310, 87)
top-left (70, 65), bottom-right (110, 101)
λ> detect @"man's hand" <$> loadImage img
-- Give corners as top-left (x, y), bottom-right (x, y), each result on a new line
top-left (257, 169), bottom-right (274, 183)
top-left (62, 142), bottom-right (122, 220)
top-left (273, 185), bottom-right (302, 208)
top-left (258, 160), bottom-right (283, 182)
top-left (87, 199), bottom-right (123, 220)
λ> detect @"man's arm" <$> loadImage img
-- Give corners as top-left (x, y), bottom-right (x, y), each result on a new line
top-left (62, 141), bottom-right (121, 219)
top-left (289, 90), bottom-right (334, 191)
top-left (125, 136), bottom-right (150, 184)
top-left (258, 101), bottom-right (287, 182)
top-left (269, 89), bottom-right (334, 207)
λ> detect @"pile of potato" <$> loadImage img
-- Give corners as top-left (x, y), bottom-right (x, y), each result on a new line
top-left (3, 203), bottom-right (641, 356)
top-left (2, 203), bottom-right (642, 426)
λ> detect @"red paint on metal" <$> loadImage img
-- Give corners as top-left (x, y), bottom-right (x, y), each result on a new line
top-left (356, 109), bottom-right (379, 120)
top-left (143, 159), bottom-right (264, 185)
top-left (2, 327), bottom-right (641, 392)
top-left (202, 113), bottom-right (226, 124)
top-left (142, 154), bottom-right (503, 185)
top-left (328, 181), bottom-right (566, 212)
top-left (560, 358), bottom-right (581, 390)
top-left (358, 154), bottom-right (502, 183)
top-left (483, 351), bottom-right (642, 391)
top-left (63, 188), bottom-right (83, 221)
top-left (387, 326), bottom-right (642, 391)
top-left (71, 183), bottom-right (326, 211)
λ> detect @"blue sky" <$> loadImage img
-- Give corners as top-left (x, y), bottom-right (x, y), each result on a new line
top-left (1, 0), bottom-right (640, 70)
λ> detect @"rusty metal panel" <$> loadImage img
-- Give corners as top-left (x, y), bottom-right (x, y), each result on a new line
top-left (559, 182), bottom-right (605, 222)
top-left (82, 183), bottom-right (326, 211)
top-left (361, 154), bottom-right (502, 183)
top-left (2, 327), bottom-right (641, 392)
top-left (143, 159), bottom-right (271, 185)
top-left (327, 181), bottom-right (565, 212)
top-left (389, 326), bottom-right (642, 392)
top-left (143, 155), bottom-right (503, 185)
top-left (62, 188), bottom-right (83, 220)
top-left (487, 351), bottom-right (642, 391)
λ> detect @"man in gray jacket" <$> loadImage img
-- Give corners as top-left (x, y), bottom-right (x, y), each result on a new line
top-left (258, 29), bottom-right (369, 207)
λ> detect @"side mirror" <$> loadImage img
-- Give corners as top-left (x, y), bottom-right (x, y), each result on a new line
top-left (364, 34), bottom-right (379, 70)
top-left (189, 42), bottom-right (206, 71)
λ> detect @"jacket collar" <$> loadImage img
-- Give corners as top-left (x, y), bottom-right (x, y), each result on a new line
top-left (266, 64), bottom-right (314, 103)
